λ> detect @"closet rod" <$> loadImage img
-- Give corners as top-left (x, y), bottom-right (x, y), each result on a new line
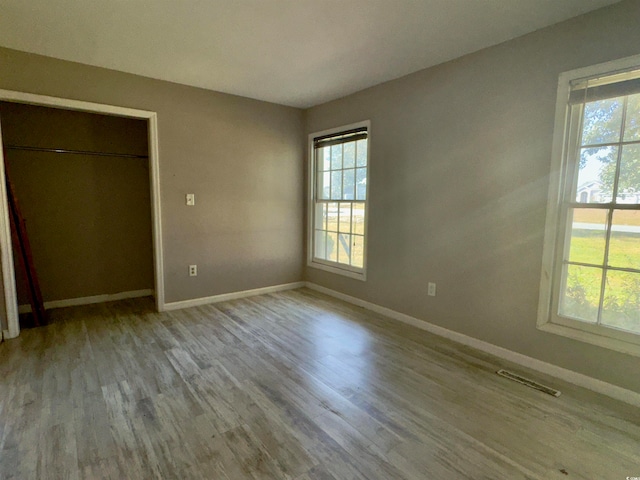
top-left (4, 145), bottom-right (148, 159)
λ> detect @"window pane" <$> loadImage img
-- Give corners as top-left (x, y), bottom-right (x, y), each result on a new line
top-left (314, 203), bottom-right (326, 230)
top-left (356, 139), bottom-right (367, 167)
top-left (316, 172), bottom-right (323, 199)
top-left (581, 97), bottom-right (623, 146)
top-left (337, 233), bottom-right (351, 264)
top-left (352, 235), bottom-right (364, 268)
top-left (314, 230), bottom-right (327, 260)
top-left (576, 147), bottom-right (617, 203)
top-left (317, 148), bottom-right (329, 172)
top-left (322, 172), bottom-right (331, 200)
top-left (566, 208), bottom-right (607, 265)
top-left (318, 171), bottom-right (330, 200)
top-left (331, 171), bottom-right (342, 200)
top-left (602, 270), bottom-right (640, 333)
top-left (352, 203), bottom-right (366, 235)
top-left (343, 142), bottom-right (355, 168)
top-left (322, 148), bottom-right (331, 171)
top-left (327, 232), bottom-right (338, 262)
top-left (617, 145), bottom-right (640, 204)
top-left (343, 169), bottom-right (355, 200)
top-left (326, 202), bottom-right (338, 232)
top-left (338, 204), bottom-right (351, 233)
top-left (356, 168), bottom-right (367, 200)
top-left (608, 210), bottom-right (640, 270)
top-left (331, 144), bottom-right (342, 170)
top-left (623, 93), bottom-right (640, 142)
top-left (559, 264), bottom-right (603, 323)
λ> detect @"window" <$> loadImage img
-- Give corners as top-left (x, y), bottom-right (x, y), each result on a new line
top-left (539, 55), bottom-right (640, 355)
top-left (308, 122), bottom-right (369, 280)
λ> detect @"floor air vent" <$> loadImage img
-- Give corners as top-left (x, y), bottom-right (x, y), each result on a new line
top-left (496, 369), bottom-right (561, 397)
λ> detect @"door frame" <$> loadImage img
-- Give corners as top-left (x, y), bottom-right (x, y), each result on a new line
top-left (0, 89), bottom-right (165, 339)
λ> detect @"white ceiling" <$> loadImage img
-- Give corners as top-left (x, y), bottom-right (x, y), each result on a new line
top-left (0, 0), bottom-right (621, 108)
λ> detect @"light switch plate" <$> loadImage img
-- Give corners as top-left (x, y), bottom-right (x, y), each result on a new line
top-left (186, 193), bottom-right (195, 206)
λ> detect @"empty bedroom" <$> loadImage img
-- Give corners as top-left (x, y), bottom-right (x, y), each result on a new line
top-left (0, 0), bottom-right (639, 479)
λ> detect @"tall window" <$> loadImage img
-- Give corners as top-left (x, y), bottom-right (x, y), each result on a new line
top-left (308, 122), bottom-right (369, 279)
top-left (539, 56), bottom-right (640, 354)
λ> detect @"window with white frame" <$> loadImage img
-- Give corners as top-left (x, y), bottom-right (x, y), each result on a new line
top-left (539, 55), bottom-right (640, 354)
top-left (308, 122), bottom-right (369, 279)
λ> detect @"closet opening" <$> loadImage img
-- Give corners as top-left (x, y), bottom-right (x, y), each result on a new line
top-left (0, 91), bottom-right (164, 339)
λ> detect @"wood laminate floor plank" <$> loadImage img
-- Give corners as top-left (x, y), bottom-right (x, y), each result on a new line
top-left (1, 288), bottom-right (639, 479)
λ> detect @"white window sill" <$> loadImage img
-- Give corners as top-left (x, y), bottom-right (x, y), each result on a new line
top-left (537, 321), bottom-right (640, 357)
top-left (307, 261), bottom-right (366, 281)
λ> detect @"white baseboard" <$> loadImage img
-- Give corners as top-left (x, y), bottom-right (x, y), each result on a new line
top-left (163, 282), bottom-right (306, 311)
top-left (304, 282), bottom-right (640, 408)
top-left (18, 289), bottom-right (154, 314)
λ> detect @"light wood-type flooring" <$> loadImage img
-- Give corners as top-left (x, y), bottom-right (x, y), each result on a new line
top-left (1, 288), bottom-right (639, 479)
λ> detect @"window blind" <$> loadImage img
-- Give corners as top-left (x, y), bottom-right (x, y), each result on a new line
top-left (569, 67), bottom-right (640, 104)
top-left (313, 127), bottom-right (367, 149)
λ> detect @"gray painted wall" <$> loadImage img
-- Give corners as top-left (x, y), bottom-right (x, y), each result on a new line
top-left (0, 102), bottom-right (154, 304)
top-left (305, 0), bottom-right (640, 394)
top-left (0, 46), bottom-right (304, 307)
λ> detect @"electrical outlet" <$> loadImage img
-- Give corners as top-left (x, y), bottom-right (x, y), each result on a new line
top-left (186, 193), bottom-right (195, 206)
top-left (428, 282), bottom-right (436, 296)
top-left (189, 264), bottom-right (197, 277)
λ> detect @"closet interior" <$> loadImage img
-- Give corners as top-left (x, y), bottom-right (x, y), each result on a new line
top-left (0, 102), bottom-right (154, 326)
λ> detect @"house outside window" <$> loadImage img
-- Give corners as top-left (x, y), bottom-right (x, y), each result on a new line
top-left (538, 54), bottom-right (640, 355)
top-left (307, 121), bottom-right (370, 280)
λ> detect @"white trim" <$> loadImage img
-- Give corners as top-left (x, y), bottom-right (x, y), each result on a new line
top-left (163, 282), bottom-right (305, 311)
top-left (539, 321), bottom-right (640, 357)
top-left (147, 114), bottom-right (165, 312)
top-left (0, 90), bottom-right (152, 118)
top-left (18, 289), bottom-right (154, 313)
top-left (307, 261), bottom-right (367, 281)
top-left (0, 89), bottom-right (165, 337)
top-left (561, 52), bottom-right (640, 85)
top-left (305, 282), bottom-right (640, 408)
top-left (537, 54), bottom-right (640, 356)
top-left (0, 121), bottom-right (19, 339)
top-left (537, 70), bottom-right (571, 335)
top-left (307, 120), bottom-right (370, 281)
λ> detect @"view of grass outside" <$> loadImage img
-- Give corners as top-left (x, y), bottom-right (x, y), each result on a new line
top-left (315, 203), bottom-right (365, 268)
top-left (560, 92), bottom-right (640, 334)
top-left (564, 225), bottom-right (640, 331)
